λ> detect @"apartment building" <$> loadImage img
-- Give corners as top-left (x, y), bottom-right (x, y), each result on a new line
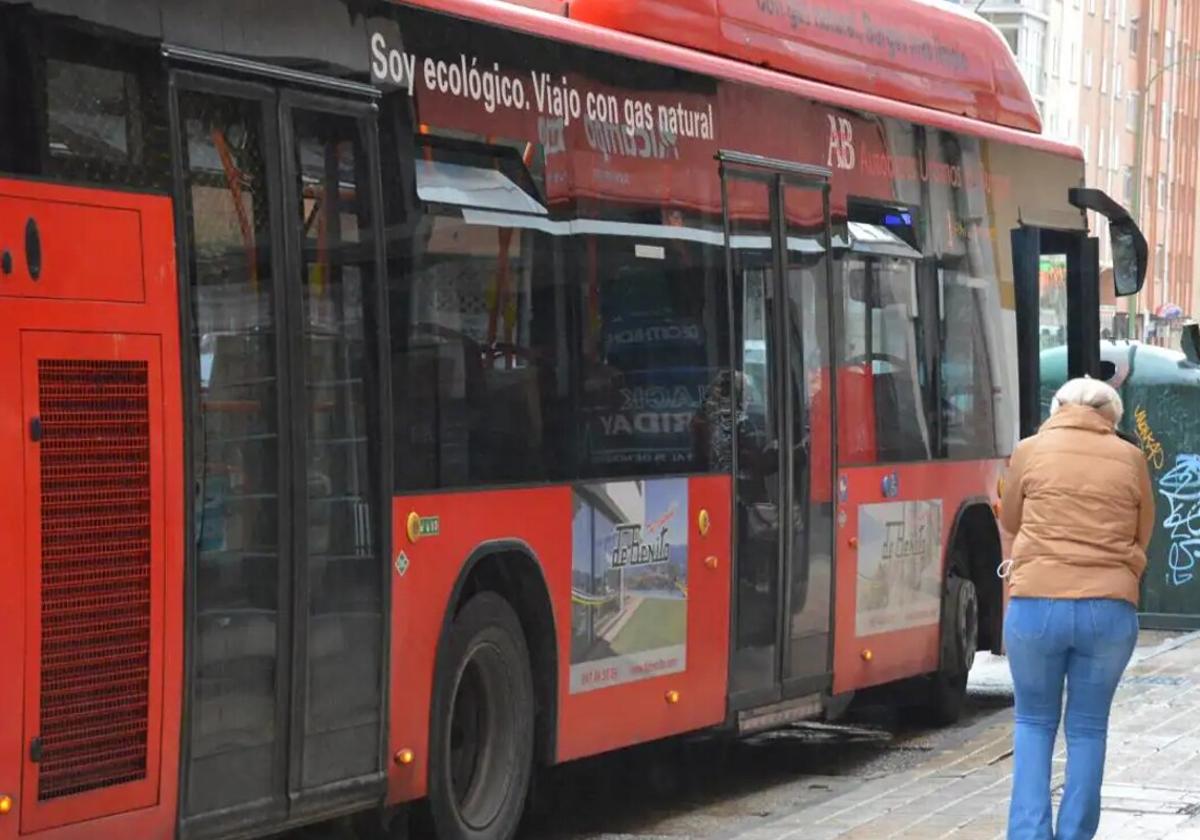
top-left (963, 0), bottom-right (1200, 345)
top-left (968, 1), bottom-right (1051, 112)
top-left (1135, 0), bottom-right (1200, 346)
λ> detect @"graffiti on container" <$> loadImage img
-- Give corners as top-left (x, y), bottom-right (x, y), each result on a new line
top-left (1134, 406), bottom-right (1166, 471)
top-left (1159, 455), bottom-right (1200, 587)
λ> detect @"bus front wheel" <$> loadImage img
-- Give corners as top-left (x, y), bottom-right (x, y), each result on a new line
top-left (429, 592), bottom-right (535, 840)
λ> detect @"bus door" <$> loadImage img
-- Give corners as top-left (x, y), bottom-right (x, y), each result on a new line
top-left (1011, 225), bottom-right (1099, 437)
top-left (1012, 189), bottom-right (1147, 438)
top-left (167, 60), bottom-right (390, 836)
top-left (720, 154), bottom-right (837, 716)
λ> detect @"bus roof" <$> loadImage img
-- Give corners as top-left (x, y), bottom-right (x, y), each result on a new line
top-left (402, 0), bottom-right (1074, 154)
top-left (567, 0), bottom-right (1042, 133)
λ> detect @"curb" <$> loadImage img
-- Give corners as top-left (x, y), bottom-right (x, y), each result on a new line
top-left (1132, 628), bottom-right (1200, 664)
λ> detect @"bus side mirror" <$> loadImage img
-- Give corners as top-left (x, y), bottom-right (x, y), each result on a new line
top-left (1110, 220), bottom-right (1147, 296)
top-left (1068, 187), bottom-right (1148, 297)
top-left (1183, 323), bottom-right (1200, 365)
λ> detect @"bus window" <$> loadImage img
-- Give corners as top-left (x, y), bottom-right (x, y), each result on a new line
top-left (0, 21), bottom-right (169, 190)
top-left (1038, 252), bottom-right (1069, 423)
top-left (740, 270), bottom-right (772, 441)
top-left (389, 142), bottom-right (728, 489)
top-left (394, 213), bottom-right (569, 487)
top-left (838, 251), bottom-right (933, 464)
top-left (939, 271), bottom-right (998, 458)
top-left (581, 237), bottom-right (727, 478)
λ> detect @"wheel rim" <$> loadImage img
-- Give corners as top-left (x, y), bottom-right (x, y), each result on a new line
top-left (447, 641), bottom-right (516, 831)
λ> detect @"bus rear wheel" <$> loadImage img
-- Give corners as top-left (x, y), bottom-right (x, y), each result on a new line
top-left (428, 593), bottom-right (534, 840)
top-left (922, 572), bottom-right (978, 726)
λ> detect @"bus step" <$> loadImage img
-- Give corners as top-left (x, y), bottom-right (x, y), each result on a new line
top-left (736, 693), bottom-right (823, 735)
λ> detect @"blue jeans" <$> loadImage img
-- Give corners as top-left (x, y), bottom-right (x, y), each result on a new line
top-left (1005, 597), bottom-right (1138, 840)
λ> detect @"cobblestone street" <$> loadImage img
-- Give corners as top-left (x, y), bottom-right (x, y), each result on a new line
top-left (728, 630), bottom-right (1200, 840)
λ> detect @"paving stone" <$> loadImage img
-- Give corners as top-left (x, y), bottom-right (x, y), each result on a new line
top-left (728, 630), bottom-right (1200, 839)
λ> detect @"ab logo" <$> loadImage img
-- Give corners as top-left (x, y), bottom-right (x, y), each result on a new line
top-left (826, 114), bottom-right (856, 171)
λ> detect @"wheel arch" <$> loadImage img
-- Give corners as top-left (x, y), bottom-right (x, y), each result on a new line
top-left (433, 539), bottom-right (560, 772)
top-left (945, 498), bottom-right (1003, 655)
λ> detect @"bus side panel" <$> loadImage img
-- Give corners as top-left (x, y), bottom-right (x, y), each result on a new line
top-left (387, 476), bottom-right (731, 803)
top-left (832, 460), bottom-right (1003, 695)
top-left (0, 216), bottom-right (22, 840)
top-left (0, 213), bottom-right (22, 840)
top-left (556, 474), bottom-right (731, 763)
top-left (0, 178), bottom-right (184, 840)
top-left (388, 486), bottom-right (574, 803)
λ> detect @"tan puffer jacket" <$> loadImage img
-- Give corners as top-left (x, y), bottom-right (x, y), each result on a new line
top-left (1000, 404), bottom-right (1155, 606)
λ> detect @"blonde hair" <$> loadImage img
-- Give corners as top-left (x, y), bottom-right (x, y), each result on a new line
top-left (1050, 377), bottom-right (1124, 426)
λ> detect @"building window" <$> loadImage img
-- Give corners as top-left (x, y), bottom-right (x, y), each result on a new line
top-left (1128, 91), bottom-right (1140, 128)
top-left (1166, 29), bottom-right (1175, 71)
top-left (1026, 27), bottom-right (1045, 92)
top-left (1104, 0), bottom-right (1112, 20)
top-left (1159, 174), bottom-right (1168, 209)
top-left (1114, 62), bottom-right (1124, 99)
top-left (1002, 28), bottom-right (1019, 56)
top-left (1119, 0), bottom-right (1127, 26)
top-left (1099, 129), bottom-right (1107, 169)
top-left (1102, 60), bottom-right (1110, 93)
top-left (1124, 166), bottom-right (1135, 200)
top-left (1085, 50), bottom-right (1094, 87)
top-left (1131, 18), bottom-right (1140, 56)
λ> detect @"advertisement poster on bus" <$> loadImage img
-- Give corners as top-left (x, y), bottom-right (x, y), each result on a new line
top-left (570, 478), bottom-right (688, 693)
top-left (855, 500), bottom-right (943, 636)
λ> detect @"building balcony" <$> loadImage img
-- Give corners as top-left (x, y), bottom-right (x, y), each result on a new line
top-left (967, 0), bottom-right (1050, 22)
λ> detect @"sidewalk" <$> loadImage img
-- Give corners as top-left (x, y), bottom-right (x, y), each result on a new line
top-left (729, 630), bottom-right (1200, 840)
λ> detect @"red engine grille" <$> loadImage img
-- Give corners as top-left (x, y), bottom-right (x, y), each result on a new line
top-left (36, 359), bottom-right (152, 801)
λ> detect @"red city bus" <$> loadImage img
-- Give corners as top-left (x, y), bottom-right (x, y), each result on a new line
top-left (0, 1), bottom-right (1148, 839)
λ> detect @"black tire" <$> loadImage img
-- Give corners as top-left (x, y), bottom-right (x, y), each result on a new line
top-left (925, 667), bottom-right (969, 727)
top-left (428, 593), bottom-right (534, 840)
top-left (923, 573), bottom-right (978, 726)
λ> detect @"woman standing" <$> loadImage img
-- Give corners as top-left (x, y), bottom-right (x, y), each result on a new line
top-left (1000, 377), bottom-right (1155, 840)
